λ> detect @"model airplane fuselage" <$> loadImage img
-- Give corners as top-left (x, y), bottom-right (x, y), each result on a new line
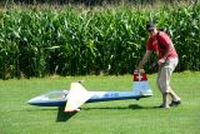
top-left (28, 70), bottom-right (153, 112)
top-left (28, 90), bottom-right (151, 107)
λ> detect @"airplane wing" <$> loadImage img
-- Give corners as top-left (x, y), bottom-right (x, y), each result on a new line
top-left (64, 82), bottom-right (93, 112)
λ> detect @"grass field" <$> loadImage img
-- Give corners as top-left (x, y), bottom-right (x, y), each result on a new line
top-left (0, 71), bottom-right (200, 134)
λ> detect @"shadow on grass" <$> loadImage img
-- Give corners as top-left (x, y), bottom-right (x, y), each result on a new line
top-left (56, 107), bottom-right (77, 122)
top-left (27, 104), bottom-right (162, 122)
top-left (128, 104), bottom-right (160, 110)
top-left (26, 107), bottom-right (77, 122)
top-left (82, 104), bottom-right (160, 111)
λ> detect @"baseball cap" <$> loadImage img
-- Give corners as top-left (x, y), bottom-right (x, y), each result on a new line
top-left (146, 21), bottom-right (155, 31)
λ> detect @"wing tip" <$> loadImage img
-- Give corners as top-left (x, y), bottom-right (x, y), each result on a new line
top-left (64, 108), bottom-right (81, 113)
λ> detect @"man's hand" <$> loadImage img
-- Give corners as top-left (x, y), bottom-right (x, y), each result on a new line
top-left (158, 58), bottom-right (165, 66)
top-left (134, 69), bottom-right (145, 74)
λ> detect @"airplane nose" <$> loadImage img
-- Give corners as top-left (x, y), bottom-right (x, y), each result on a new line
top-left (27, 98), bottom-right (38, 105)
top-left (27, 96), bottom-right (46, 105)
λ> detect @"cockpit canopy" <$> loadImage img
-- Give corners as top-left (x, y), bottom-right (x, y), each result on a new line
top-left (44, 90), bottom-right (68, 101)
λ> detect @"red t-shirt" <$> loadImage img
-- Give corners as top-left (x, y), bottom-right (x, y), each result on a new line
top-left (146, 31), bottom-right (178, 60)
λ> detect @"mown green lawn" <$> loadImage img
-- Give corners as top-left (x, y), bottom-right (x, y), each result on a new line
top-left (0, 71), bottom-right (200, 134)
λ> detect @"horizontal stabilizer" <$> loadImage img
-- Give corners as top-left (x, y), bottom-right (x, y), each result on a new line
top-left (64, 82), bottom-right (92, 112)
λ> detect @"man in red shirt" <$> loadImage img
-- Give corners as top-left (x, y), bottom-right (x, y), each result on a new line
top-left (137, 21), bottom-right (181, 108)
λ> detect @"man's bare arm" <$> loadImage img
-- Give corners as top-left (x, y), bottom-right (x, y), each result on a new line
top-left (137, 50), bottom-right (152, 69)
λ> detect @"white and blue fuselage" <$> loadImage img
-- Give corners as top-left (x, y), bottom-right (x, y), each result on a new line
top-left (28, 83), bottom-right (152, 107)
top-left (28, 71), bottom-right (153, 108)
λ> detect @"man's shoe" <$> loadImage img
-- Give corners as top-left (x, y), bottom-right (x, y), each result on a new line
top-left (157, 104), bottom-right (164, 108)
top-left (157, 104), bottom-right (170, 109)
top-left (170, 100), bottom-right (181, 107)
top-left (163, 105), bottom-right (170, 109)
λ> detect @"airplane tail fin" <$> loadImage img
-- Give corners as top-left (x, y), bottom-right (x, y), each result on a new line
top-left (132, 69), bottom-right (153, 97)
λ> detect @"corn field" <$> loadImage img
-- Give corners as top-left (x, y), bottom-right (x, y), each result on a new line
top-left (1, 0), bottom-right (195, 6)
top-left (0, 4), bottom-right (200, 79)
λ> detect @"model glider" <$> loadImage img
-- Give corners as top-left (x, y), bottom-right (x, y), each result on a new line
top-left (28, 69), bottom-right (153, 112)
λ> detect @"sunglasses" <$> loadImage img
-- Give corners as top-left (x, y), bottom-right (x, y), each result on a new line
top-left (148, 28), bottom-right (155, 32)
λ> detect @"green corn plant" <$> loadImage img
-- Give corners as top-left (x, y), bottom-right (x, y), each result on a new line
top-left (0, 3), bottom-right (199, 79)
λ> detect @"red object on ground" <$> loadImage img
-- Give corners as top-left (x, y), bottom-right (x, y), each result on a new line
top-left (133, 72), bottom-right (148, 81)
